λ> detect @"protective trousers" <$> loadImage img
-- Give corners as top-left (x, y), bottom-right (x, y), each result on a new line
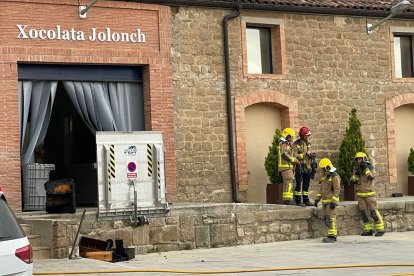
top-left (281, 169), bottom-right (295, 204)
top-left (294, 170), bottom-right (311, 204)
top-left (322, 204), bottom-right (337, 237)
top-left (357, 196), bottom-right (384, 233)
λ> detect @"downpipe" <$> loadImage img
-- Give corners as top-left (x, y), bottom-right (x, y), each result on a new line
top-left (222, 5), bottom-right (241, 203)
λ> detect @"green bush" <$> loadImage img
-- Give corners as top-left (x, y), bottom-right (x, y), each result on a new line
top-left (264, 128), bottom-right (283, 184)
top-left (337, 108), bottom-right (368, 186)
top-left (408, 148), bottom-right (414, 175)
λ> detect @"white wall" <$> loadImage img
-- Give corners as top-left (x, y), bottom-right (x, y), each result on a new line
top-left (245, 104), bottom-right (281, 203)
top-left (395, 104), bottom-right (414, 194)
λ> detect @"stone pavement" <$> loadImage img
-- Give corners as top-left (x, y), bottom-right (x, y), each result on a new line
top-left (34, 231), bottom-right (414, 276)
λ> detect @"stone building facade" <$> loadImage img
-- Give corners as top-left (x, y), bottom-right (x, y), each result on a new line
top-left (168, 2), bottom-right (414, 203)
top-left (1, 0), bottom-right (414, 211)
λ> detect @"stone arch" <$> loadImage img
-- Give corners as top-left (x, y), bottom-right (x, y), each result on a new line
top-left (385, 93), bottom-right (414, 193)
top-left (234, 91), bottom-right (298, 191)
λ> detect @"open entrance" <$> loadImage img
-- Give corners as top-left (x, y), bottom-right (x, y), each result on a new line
top-left (44, 83), bottom-right (97, 206)
top-left (19, 64), bottom-right (144, 211)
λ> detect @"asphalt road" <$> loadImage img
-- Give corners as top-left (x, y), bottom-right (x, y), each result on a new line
top-left (34, 231), bottom-right (414, 276)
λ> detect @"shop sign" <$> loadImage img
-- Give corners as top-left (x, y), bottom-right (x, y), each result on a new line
top-left (16, 25), bottom-right (146, 43)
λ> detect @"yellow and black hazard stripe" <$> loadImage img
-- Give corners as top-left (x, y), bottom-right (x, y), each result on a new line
top-left (147, 144), bottom-right (153, 177)
top-left (157, 159), bottom-right (161, 190)
top-left (107, 144), bottom-right (115, 192)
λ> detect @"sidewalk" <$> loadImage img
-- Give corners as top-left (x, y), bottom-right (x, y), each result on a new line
top-left (34, 231), bottom-right (414, 276)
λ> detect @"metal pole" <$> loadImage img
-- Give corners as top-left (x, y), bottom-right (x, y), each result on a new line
top-left (69, 209), bottom-right (86, 259)
top-left (80, 0), bottom-right (100, 16)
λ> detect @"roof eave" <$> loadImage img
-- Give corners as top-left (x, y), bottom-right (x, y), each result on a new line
top-left (117, 0), bottom-right (414, 19)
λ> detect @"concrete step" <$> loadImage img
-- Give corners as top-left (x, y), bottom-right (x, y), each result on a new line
top-left (21, 224), bottom-right (32, 235)
top-left (27, 234), bottom-right (42, 247)
top-left (33, 246), bottom-right (51, 260)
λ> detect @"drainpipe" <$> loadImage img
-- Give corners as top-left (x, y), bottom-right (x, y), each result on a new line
top-left (223, 5), bottom-right (241, 203)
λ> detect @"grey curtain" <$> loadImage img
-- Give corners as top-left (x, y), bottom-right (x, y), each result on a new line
top-left (20, 80), bottom-right (57, 164)
top-left (19, 80), bottom-right (57, 210)
top-left (62, 81), bottom-right (144, 132)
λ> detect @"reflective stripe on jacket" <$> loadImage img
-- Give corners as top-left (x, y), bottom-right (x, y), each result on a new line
top-left (352, 163), bottom-right (376, 196)
top-left (315, 172), bottom-right (341, 204)
top-left (278, 139), bottom-right (295, 170)
top-left (292, 139), bottom-right (312, 169)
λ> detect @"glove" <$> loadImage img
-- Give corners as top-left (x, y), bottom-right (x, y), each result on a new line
top-left (360, 162), bottom-right (368, 170)
top-left (329, 202), bottom-right (336, 210)
top-left (314, 199), bottom-right (320, 207)
top-left (367, 174), bottom-right (375, 181)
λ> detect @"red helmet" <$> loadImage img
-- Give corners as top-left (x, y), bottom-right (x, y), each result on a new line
top-left (299, 127), bottom-right (311, 138)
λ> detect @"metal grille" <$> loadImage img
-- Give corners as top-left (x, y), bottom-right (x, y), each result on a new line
top-left (26, 164), bottom-right (55, 211)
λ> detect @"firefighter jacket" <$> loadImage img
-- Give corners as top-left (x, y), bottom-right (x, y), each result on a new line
top-left (350, 162), bottom-right (376, 198)
top-left (315, 170), bottom-right (341, 205)
top-left (292, 139), bottom-right (312, 173)
top-left (278, 137), bottom-right (295, 172)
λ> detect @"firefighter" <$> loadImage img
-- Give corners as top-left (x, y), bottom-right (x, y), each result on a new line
top-left (314, 158), bottom-right (341, 243)
top-left (292, 126), bottom-right (315, 206)
top-left (350, 152), bottom-right (385, 237)
top-left (278, 127), bottom-right (299, 205)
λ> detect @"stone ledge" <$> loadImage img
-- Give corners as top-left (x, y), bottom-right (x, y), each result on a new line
top-left (19, 198), bottom-right (414, 259)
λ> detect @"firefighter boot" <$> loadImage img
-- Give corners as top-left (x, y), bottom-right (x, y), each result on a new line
top-left (322, 236), bottom-right (337, 243)
top-left (361, 230), bottom-right (374, 236)
top-left (283, 200), bottom-right (292, 206)
top-left (294, 195), bottom-right (304, 207)
top-left (304, 200), bottom-right (314, 206)
top-left (375, 231), bottom-right (385, 237)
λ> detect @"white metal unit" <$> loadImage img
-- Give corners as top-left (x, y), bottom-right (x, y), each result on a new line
top-left (96, 131), bottom-right (168, 221)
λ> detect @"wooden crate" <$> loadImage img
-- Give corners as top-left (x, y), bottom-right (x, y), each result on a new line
top-left (85, 251), bottom-right (112, 262)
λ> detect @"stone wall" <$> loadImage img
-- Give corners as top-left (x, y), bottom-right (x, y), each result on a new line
top-left (171, 6), bottom-right (414, 202)
top-left (22, 199), bottom-right (414, 258)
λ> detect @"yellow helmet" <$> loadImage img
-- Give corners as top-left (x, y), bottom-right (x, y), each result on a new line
top-left (355, 152), bottom-right (370, 163)
top-left (319, 158), bottom-right (333, 169)
top-left (355, 152), bottom-right (367, 159)
top-left (281, 128), bottom-right (295, 139)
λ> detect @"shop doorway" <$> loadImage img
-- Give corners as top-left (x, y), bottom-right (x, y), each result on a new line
top-left (19, 64), bottom-right (144, 210)
top-left (245, 104), bottom-right (281, 203)
top-left (43, 82), bottom-right (97, 206)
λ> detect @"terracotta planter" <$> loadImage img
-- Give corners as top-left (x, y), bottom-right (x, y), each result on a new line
top-left (408, 175), bottom-right (414, 196)
top-left (344, 182), bottom-right (356, 201)
top-left (266, 184), bottom-right (284, 204)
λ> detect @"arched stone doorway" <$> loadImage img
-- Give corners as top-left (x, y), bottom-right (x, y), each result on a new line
top-left (386, 94), bottom-right (414, 196)
top-left (234, 91), bottom-right (297, 203)
top-left (245, 104), bottom-right (281, 203)
top-left (395, 104), bottom-right (414, 194)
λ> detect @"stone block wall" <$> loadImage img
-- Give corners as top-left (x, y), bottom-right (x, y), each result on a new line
top-left (171, 6), bottom-right (414, 202)
top-left (22, 200), bottom-right (414, 258)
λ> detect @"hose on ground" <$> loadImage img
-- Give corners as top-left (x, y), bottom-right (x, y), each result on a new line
top-left (33, 263), bottom-right (414, 275)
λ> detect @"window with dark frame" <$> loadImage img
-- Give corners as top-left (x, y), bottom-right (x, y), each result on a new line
top-left (246, 26), bottom-right (273, 74)
top-left (393, 34), bottom-right (414, 78)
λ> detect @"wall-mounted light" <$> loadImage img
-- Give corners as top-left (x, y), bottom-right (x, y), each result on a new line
top-left (367, 0), bottom-right (410, 35)
top-left (79, 0), bottom-right (101, 19)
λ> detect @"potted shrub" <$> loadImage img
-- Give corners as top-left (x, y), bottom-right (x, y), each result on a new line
top-left (337, 108), bottom-right (367, 201)
top-left (264, 129), bottom-right (284, 204)
top-left (408, 147), bottom-right (414, 195)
